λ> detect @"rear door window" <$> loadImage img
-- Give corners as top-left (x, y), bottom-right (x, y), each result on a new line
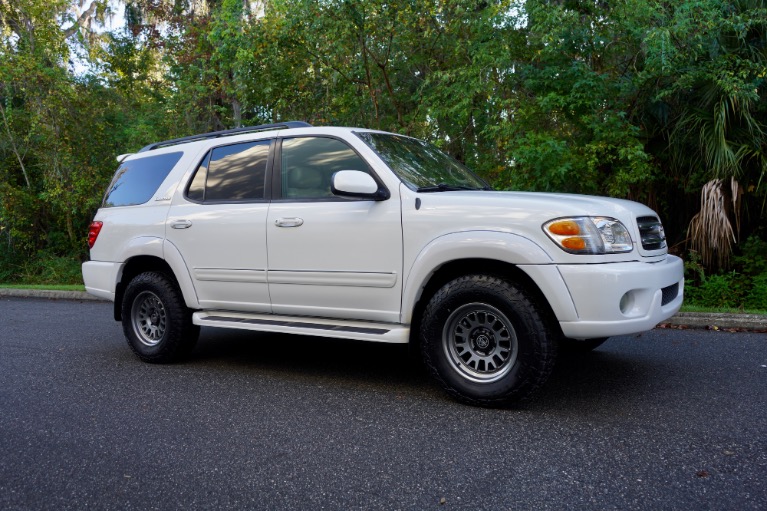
top-left (187, 140), bottom-right (271, 202)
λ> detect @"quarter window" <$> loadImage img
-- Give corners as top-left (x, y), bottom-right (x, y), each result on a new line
top-left (188, 140), bottom-right (270, 202)
top-left (103, 152), bottom-right (183, 207)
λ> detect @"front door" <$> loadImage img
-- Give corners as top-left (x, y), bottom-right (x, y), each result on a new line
top-left (266, 136), bottom-right (403, 323)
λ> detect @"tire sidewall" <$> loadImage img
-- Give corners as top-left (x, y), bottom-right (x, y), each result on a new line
top-left (421, 275), bottom-right (553, 405)
top-left (121, 272), bottom-right (197, 362)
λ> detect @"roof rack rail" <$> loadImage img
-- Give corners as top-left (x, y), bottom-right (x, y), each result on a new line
top-left (137, 121), bottom-right (313, 152)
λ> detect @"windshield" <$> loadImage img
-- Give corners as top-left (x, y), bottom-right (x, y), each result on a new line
top-left (356, 132), bottom-right (490, 192)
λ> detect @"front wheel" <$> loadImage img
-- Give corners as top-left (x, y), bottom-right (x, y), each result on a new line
top-left (121, 271), bottom-right (199, 363)
top-left (420, 275), bottom-right (557, 407)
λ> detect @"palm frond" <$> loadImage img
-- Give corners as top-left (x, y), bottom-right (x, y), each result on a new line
top-left (688, 178), bottom-right (741, 270)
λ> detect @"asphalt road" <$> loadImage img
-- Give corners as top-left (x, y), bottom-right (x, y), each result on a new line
top-left (1, 298), bottom-right (765, 510)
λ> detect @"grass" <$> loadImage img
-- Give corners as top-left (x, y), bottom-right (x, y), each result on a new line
top-left (0, 283), bottom-right (86, 292)
top-left (680, 304), bottom-right (767, 316)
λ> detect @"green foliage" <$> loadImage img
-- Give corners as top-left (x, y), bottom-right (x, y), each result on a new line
top-left (1, 0), bottom-right (766, 298)
top-left (685, 235), bottom-right (767, 309)
top-left (744, 273), bottom-right (767, 310)
top-left (733, 235), bottom-right (767, 276)
top-left (685, 272), bottom-right (745, 309)
top-left (16, 250), bottom-right (83, 285)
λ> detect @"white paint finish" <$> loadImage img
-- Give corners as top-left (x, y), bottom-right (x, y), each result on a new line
top-left (165, 201), bottom-right (271, 312)
top-left (266, 197), bottom-right (403, 322)
top-left (122, 236), bottom-right (164, 260)
top-left (197, 292), bottom-right (272, 312)
top-left (265, 285), bottom-right (401, 323)
top-left (516, 264), bottom-right (579, 322)
top-left (89, 205), bottom-right (169, 263)
top-left (81, 261), bottom-right (120, 300)
top-left (332, 170), bottom-right (379, 195)
top-left (399, 230), bottom-right (555, 323)
top-left (399, 185), bottom-right (662, 266)
top-left (162, 240), bottom-right (200, 309)
top-left (557, 255), bottom-right (684, 337)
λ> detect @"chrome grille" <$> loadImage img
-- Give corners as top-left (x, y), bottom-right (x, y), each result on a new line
top-left (637, 216), bottom-right (667, 250)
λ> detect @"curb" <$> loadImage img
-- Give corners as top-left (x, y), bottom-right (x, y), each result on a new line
top-left (660, 312), bottom-right (767, 332)
top-left (1, 288), bottom-right (765, 332)
top-left (0, 288), bottom-right (105, 301)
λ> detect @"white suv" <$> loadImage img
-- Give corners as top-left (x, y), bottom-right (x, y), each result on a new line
top-left (83, 122), bottom-right (684, 406)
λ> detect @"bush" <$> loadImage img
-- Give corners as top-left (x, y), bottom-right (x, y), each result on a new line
top-left (0, 249), bottom-right (19, 283)
top-left (744, 273), bottom-right (767, 311)
top-left (683, 236), bottom-right (767, 311)
top-left (685, 272), bottom-right (745, 309)
top-left (733, 236), bottom-right (767, 278)
top-left (22, 252), bottom-right (83, 285)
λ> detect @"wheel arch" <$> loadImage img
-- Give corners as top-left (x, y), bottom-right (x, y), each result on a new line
top-left (114, 253), bottom-right (198, 321)
top-left (408, 258), bottom-right (563, 337)
top-left (402, 231), bottom-right (573, 343)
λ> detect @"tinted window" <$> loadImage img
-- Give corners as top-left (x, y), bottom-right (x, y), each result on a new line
top-left (281, 137), bottom-right (369, 199)
top-left (188, 140), bottom-right (270, 202)
top-left (103, 152), bottom-right (183, 207)
top-left (186, 152), bottom-right (210, 202)
top-left (357, 132), bottom-right (488, 191)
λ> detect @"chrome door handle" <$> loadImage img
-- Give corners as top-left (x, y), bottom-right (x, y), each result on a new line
top-left (275, 217), bottom-right (304, 228)
top-left (170, 219), bottom-right (192, 229)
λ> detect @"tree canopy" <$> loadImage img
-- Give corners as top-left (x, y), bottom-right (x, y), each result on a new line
top-left (1, 0), bottom-right (766, 283)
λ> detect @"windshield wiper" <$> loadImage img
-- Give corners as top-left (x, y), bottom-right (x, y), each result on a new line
top-left (417, 183), bottom-right (481, 193)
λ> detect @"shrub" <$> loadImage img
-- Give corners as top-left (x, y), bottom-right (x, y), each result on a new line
top-left (744, 273), bottom-right (767, 311)
top-left (685, 272), bottom-right (744, 309)
top-left (18, 251), bottom-right (83, 285)
top-left (685, 237), bottom-right (767, 311)
top-left (733, 236), bottom-right (767, 278)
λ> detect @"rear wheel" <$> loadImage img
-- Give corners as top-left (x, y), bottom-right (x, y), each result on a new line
top-left (121, 271), bottom-right (199, 363)
top-left (420, 274), bottom-right (557, 407)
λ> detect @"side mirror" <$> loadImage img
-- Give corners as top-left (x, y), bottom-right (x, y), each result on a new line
top-left (331, 170), bottom-right (389, 200)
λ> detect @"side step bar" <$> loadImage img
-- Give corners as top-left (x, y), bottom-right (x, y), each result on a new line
top-left (193, 311), bottom-right (411, 344)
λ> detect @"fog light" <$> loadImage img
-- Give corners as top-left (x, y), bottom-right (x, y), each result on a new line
top-left (620, 291), bottom-right (634, 314)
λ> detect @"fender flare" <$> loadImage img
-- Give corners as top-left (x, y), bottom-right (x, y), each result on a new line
top-left (163, 239), bottom-right (200, 309)
top-left (114, 237), bottom-right (200, 312)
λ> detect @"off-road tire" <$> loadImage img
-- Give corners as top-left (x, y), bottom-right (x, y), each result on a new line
top-left (420, 274), bottom-right (557, 407)
top-left (121, 271), bottom-right (199, 363)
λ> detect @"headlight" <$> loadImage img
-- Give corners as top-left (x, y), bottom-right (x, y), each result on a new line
top-left (543, 217), bottom-right (633, 254)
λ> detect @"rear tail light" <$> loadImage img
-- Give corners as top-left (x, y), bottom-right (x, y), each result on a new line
top-left (88, 221), bottom-right (103, 249)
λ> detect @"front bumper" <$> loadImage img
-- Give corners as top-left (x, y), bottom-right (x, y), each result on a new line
top-left (556, 255), bottom-right (684, 339)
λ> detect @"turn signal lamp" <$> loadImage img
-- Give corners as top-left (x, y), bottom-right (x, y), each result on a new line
top-left (547, 220), bottom-right (580, 236)
top-left (543, 217), bottom-right (633, 254)
top-left (562, 237), bottom-right (587, 251)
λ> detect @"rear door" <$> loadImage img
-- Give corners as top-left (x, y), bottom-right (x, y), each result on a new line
top-left (165, 139), bottom-right (273, 312)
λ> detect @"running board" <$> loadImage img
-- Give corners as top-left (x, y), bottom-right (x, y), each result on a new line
top-left (193, 311), bottom-right (411, 344)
